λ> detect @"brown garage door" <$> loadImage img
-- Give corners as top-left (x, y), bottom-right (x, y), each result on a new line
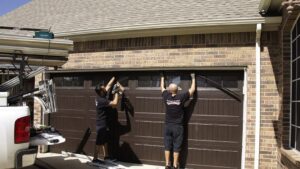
top-left (49, 70), bottom-right (244, 169)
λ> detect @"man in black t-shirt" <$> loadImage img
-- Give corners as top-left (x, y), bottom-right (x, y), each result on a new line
top-left (93, 77), bottom-right (124, 164)
top-left (161, 73), bottom-right (196, 169)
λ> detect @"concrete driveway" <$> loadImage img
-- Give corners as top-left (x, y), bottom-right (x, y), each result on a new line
top-left (21, 153), bottom-right (163, 169)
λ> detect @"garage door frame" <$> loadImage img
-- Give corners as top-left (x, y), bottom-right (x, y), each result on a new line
top-left (47, 67), bottom-right (248, 169)
top-left (241, 68), bottom-right (247, 169)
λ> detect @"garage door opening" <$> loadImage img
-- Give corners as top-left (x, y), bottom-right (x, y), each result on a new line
top-left (48, 70), bottom-right (244, 169)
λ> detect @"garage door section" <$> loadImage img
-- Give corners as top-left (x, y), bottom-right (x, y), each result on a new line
top-left (49, 71), bottom-right (244, 169)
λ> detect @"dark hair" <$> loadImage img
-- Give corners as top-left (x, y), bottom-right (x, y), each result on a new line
top-left (95, 83), bottom-right (106, 97)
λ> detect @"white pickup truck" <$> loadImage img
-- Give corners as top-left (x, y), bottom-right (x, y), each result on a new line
top-left (0, 79), bottom-right (66, 169)
top-left (0, 30), bottom-right (73, 169)
top-left (0, 105), bottom-right (37, 169)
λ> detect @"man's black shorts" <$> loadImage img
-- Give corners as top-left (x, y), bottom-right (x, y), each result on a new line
top-left (164, 123), bottom-right (184, 152)
top-left (96, 127), bottom-right (108, 145)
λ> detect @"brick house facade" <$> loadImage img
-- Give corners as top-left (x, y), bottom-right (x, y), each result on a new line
top-left (58, 31), bottom-right (281, 169)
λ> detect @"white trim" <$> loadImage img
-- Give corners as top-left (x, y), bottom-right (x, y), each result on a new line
top-left (254, 23), bottom-right (262, 169)
top-left (55, 17), bottom-right (282, 39)
top-left (290, 125), bottom-right (300, 129)
top-left (241, 68), bottom-right (247, 169)
top-left (290, 46), bottom-right (294, 148)
top-left (46, 66), bottom-right (247, 73)
top-left (289, 13), bottom-right (300, 150)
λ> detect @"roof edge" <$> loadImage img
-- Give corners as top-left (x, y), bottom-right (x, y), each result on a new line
top-left (56, 17), bottom-right (282, 37)
top-left (47, 66), bottom-right (247, 74)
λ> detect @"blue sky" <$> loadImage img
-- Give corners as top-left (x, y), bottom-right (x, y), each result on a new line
top-left (0, 0), bottom-right (31, 16)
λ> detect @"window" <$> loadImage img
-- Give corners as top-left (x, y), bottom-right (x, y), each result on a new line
top-left (290, 17), bottom-right (300, 151)
top-left (91, 76), bottom-right (111, 87)
top-left (53, 76), bottom-right (84, 87)
top-left (91, 75), bottom-right (129, 87)
top-left (166, 75), bottom-right (184, 87)
top-left (137, 74), bottom-right (184, 89)
top-left (138, 75), bottom-right (160, 87)
top-left (196, 71), bottom-right (243, 90)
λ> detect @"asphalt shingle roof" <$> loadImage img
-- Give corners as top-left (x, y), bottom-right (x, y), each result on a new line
top-left (0, 0), bottom-right (262, 36)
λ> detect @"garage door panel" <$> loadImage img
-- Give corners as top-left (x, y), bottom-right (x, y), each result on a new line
top-left (185, 149), bottom-right (240, 169)
top-left (187, 140), bottom-right (241, 151)
top-left (133, 112), bottom-right (164, 121)
top-left (51, 116), bottom-right (87, 131)
top-left (134, 121), bottom-right (164, 137)
top-left (187, 123), bottom-right (241, 142)
top-left (133, 143), bottom-right (164, 162)
top-left (133, 96), bottom-right (164, 113)
top-left (57, 130), bottom-right (87, 139)
top-left (55, 109), bottom-right (87, 117)
top-left (57, 95), bottom-right (87, 110)
top-left (188, 115), bottom-right (241, 124)
top-left (130, 140), bottom-right (240, 169)
top-left (194, 99), bottom-right (241, 117)
top-left (50, 71), bottom-right (244, 169)
top-left (55, 89), bottom-right (87, 95)
top-left (198, 91), bottom-right (242, 99)
top-left (87, 110), bottom-right (97, 117)
top-left (126, 136), bottom-right (241, 151)
top-left (87, 96), bottom-right (97, 110)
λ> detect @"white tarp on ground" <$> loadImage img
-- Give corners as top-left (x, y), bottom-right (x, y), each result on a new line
top-left (34, 153), bottom-right (162, 169)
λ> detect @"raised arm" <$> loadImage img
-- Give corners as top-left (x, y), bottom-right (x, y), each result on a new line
top-left (109, 93), bottom-right (119, 107)
top-left (160, 73), bottom-right (166, 92)
top-left (189, 73), bottom-right (196, 96)
top-left (105, 76), bottom-right (115, 91)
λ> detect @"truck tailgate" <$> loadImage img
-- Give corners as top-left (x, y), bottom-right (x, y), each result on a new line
top-left (0, 106), bottom-right (32, 168)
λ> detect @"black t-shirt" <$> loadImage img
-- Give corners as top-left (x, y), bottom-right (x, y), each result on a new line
top-left (162, 90), bottom-right (190, 125)
top-left (95, 96), bottom-right (110, 128)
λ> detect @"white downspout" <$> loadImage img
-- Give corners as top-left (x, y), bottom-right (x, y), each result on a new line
top-left (254, 23), bottom-right (262, 169)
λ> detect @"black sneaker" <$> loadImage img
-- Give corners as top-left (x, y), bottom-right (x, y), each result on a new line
top-left (165, 166), bottom-right (172, 169)
top-left (173, 166), bottom-right (179, 169)
top-left (92, 158), bottom-right (105, 164)
top-left (104, 156), bottom-right (117, 162)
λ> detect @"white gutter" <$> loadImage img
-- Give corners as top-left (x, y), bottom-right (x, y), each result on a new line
top-left (55, 17), bottom-right (282, 38)
top-left (254, 23), bottom-right (262, 169)
top-left (0, 34), bottom-right (73, 50)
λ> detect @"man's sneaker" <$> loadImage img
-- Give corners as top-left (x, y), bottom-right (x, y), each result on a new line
top-left (173, 166), bottom-right (179, 169)
top-left (165, 166), bottom-right (172, 169)
top-left (104, 156), bottom-right (118, 162)
top-left (92, 158), bottom-right (105, 164)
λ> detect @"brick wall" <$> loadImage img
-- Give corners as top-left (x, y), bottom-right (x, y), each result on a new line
top-left (59, 32), bottom-right (281, 169)
top-left (260, 32), bottom-right (282, 168)
top-left (277, 6), bottom-right (300, 169)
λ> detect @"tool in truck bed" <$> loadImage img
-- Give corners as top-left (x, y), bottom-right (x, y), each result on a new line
top-left (0, 28), bottom-right (73, 146)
